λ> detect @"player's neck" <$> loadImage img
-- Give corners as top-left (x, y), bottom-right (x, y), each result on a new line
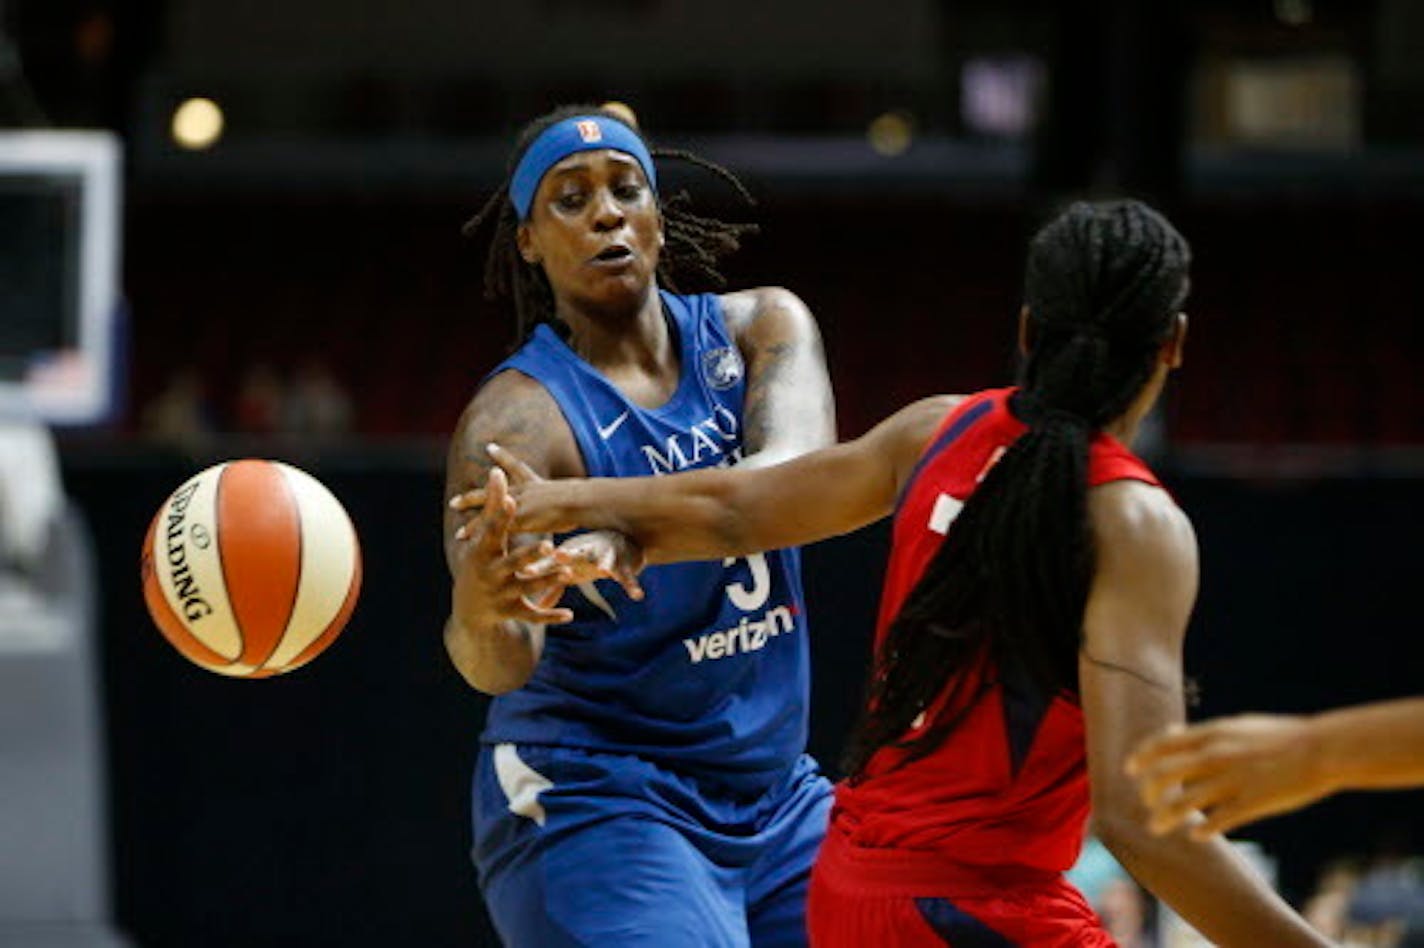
top-left (1103, 413), bottom-right (1142, 446)
top-left (559, 286), bottom-right (674, 375)
top-left (1104, 368), bottom-right (1168, 447)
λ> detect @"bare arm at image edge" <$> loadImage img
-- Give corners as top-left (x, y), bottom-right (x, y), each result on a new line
top-left (1079, 480), bottom-right (1333, 948)
top-left (1129, 697), bottom-right (1424, 838)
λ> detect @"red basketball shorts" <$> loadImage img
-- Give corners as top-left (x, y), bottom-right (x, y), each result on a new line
top-left (807, 829), bottom-right (1117, 947)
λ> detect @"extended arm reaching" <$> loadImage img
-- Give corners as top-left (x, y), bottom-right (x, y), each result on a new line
top-left (1128, 697), bottom-right (1424, 839)
top-left (450, 397), bottom-right (960, 566)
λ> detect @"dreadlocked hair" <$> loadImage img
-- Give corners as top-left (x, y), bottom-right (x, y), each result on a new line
top-left (461, 104), bottom-right (758, 344)
top-left (841, 199), bottom-right (1191, 780)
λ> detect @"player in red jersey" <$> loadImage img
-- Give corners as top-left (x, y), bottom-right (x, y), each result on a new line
top-left (452, 200), bottom-right (1332, 947)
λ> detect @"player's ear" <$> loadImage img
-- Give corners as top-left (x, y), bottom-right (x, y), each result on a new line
top-left (1017, 305), bottom-right (1032, 357)
top-left (517, 223), bottom-right (540, 265)
top-left (1164, 312), bottom-right (1187, 369)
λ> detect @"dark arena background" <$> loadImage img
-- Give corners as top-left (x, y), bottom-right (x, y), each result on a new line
top-left (2, 1), bottom-right (1423, 946)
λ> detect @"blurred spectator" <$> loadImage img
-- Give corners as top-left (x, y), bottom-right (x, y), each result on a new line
top-left (233, 363), bottom-right (285, 435)
top-left (1349, 856), bottom-right (1424, 947)
top-left (1099, 876), bottom-right (1156, 948)
top-left (1299, 854), bottom-right (1424, 948)
top-left (140, 368), bottom-right (215, 446)
top-left (284, 360), bottom-right (354, 438)
top-left (1304, 859), bottom-right (1363, 941)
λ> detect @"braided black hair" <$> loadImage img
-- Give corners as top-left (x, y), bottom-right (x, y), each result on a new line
top-left (462, 104), bottom-right (758, 343)
top-left (842, 199), bottom-right (1191, 779)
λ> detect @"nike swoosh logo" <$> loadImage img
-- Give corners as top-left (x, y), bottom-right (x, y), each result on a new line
top-left (596, 411), bottom-right (630, 440)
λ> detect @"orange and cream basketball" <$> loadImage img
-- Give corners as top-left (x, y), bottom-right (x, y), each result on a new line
top-left (140, 459), bottom-right (361, 677)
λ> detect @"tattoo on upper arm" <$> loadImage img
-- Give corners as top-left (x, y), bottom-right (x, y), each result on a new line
top-left (743, 341), bottom-right (796, 452)
top-left (445, 384), bottom-right (559, 559)
top-left (454, 389), bottom-right (551, 486)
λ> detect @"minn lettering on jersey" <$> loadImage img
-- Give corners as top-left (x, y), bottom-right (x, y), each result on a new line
top-left (640, 406), bottom-right (740, 475)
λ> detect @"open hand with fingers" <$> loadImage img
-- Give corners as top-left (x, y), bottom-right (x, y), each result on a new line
top-left (450, 443), bottom-right (590, 537)
top-left (1126, 714), bottom-right (1329, 840)
top-left (450, 444), bottom-right (646, 603)
top-left (520, 530), bottom-right (646, 602)
top-left (449, 464), bottom-right (577, 627)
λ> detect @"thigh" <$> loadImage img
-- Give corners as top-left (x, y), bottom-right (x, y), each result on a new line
top-left (485, 811), bottom-right (748, 948)
top-left (474, 744), bottom-right (749, 948)
top-left (746, 757), bottom-right (834, 948)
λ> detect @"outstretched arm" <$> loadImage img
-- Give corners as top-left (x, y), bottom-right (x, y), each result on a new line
top-left (1080, 481), bottom-right (1331, 948)
top-left (1128, 698), bottom-right (1424, 839)
top-left (453, 397), bottom-right (958, 566)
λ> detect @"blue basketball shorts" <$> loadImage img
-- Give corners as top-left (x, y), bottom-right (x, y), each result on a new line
top-left (472, 743), bottom-right (833, 947)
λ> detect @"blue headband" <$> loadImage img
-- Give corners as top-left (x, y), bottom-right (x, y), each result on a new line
top-left (510, 116), bottom-right (658, 220)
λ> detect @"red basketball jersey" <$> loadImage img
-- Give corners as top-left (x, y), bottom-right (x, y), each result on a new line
top-left (830, 387), bottom-right (1163, 874)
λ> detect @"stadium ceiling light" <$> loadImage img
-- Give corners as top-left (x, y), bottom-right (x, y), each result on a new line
top-left (171, 98), bottom-right (225, 151)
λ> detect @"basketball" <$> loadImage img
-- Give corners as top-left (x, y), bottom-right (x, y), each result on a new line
top-left (140, 459), bottom-right (362, 677)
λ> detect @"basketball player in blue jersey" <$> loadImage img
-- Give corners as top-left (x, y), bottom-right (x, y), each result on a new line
top-left (443, 104), bottom-right (837, 946)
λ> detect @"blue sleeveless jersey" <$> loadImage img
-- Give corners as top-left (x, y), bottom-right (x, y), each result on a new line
top-left (481, 291), bottom-right (811, 798)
